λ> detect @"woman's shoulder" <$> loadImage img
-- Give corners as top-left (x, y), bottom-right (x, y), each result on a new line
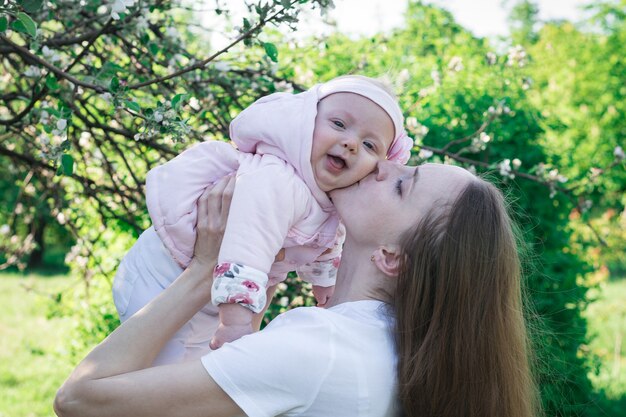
top-left (270, 300), bottom-right (392, 336)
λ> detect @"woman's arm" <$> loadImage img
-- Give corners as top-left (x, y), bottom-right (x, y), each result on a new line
top-left (54, 176), bottom-right (245, 417)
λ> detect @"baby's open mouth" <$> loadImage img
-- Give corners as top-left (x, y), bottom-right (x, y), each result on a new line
top-left (328, 155), bottom-right (346, 170)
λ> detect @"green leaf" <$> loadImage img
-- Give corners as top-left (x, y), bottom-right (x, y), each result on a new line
top-left (171, 93), bottom-right (188, 109)
top-left (16, 12), bottom-right (37, 37)
top-left (263, 42), bottom-right (278, 62)
top-left (0, 16), bottom-right (8, 33)
top-left (18, 0), bottom-right (44, 13)
top-left (45, 74), bottom-right (60, 90)
top-left (148, 42), bottom-right (159, 56)
top-left (109, 76), bottom-right (120, 92)
top-left (124, 100), bottom-right (141, 112)
top-left (11, 20), bottom-right (27, 34)
top-left (60, 154), bottom-right (74, 176)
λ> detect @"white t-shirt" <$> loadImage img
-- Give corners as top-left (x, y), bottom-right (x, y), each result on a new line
top-left (201, 300), bottom-right (399, 417)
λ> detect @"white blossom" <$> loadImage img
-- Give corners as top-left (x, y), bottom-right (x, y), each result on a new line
top-left (406, 117), bottom-right (418, 131)
top-left (42, 45), bottom-right (61, 62)
top-left (214, 62), bottom-right (231, 72)
top-left (498, 159), bottom-right (515, 179)
top-left (24, 66), bottom-right (42, 77)
top-left (75, 256), bottom-right (89, 268)
top-left (512, 158), bottom-right (522, 169)
top-left (79, 132), bottom-right (91, 147)
top-left (40, 110), bottom-right (49, 124)
top-left (275, 81), bottom-right (294, 93)
top-left (447, 56), bottom-right (464, 73)
top-left (406, 117), bottom-right (429, 141)
top-left (0, 224), bottom-right (10, 235)
top-left (189, 97), bottom-right (200, 110)
top-left (614, 146), bottom-right (625, 161)
top-left (418, 149), bottom-right (433, 159)
top-left (486, 52), bottom-right (497, 65)
top-left (589, 167), bottom-right (603, 178)
top-left (135, 14), bottom-right (149, 32)
top-left (397, 68), bottom-right (410, 85)
top-left (430, 70), bottom-right (441, 85)
top-left (547, 168), bottom-right (567, 183)
top-left (154, 111), bottom-right (163, 122)
top-left (56, 118), bottom-right (67, 131)
top-left (111, 0), bottom-right (135, 20)
top-left (507, 45), bottom-right (527, 67)
top-left (56, 212), bottom-right (66, 224)
top-left (164, 26), bottom-right (180, 41)
top-left (100, 92), bottom-right (113, 103)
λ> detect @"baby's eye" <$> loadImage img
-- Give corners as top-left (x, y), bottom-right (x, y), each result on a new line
top-left (333, 120), bottom-right (345, 128)
top-left (363, 141), bottom-right (375, 150)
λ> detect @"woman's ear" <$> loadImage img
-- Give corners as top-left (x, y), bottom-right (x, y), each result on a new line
top-left (371, 246), bottom-right (403, 278)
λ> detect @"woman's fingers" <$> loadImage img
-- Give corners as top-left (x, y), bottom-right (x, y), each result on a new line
top-left (193, 174), bottom-right (236, 266)
top-left (206, 174), bottom-right (235, 233)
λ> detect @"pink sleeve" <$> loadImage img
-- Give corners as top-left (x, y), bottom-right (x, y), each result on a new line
top-left (218, 155), bottom-right (309, 275)
top-left (145, 141), bottom-right (239, 267)
top-left (211, 156), bottom-right (309, 311)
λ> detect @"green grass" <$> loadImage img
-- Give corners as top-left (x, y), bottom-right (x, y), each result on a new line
top-left (0, 272), bottom-right (76, 417)
top-left (585, 278), bottom-right (626, 399)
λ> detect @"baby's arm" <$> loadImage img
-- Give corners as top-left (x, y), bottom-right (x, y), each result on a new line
top-left (210, 304), bottom-right (253, 350)
top-left (296, 223), bottom-right (345, 307)
top-left (210, 283), bottom-right (277, 349)
top-left (211, 158), bottom-right (308, 347)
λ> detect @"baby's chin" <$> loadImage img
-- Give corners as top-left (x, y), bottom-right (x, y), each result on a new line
top-left (327, 180), bottom-right (360, 201)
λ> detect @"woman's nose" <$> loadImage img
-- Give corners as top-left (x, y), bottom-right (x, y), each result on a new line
top-left (375, 160), bottom-right (393, 181)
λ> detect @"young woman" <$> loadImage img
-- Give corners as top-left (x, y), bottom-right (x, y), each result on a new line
top-left (54, 160), bottom-right (539, 417)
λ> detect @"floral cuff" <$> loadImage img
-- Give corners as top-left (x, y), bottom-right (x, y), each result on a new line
top-left (296, 257), bottom-right (340, 288)
top-left (212, 262), bottom-right (268, 313)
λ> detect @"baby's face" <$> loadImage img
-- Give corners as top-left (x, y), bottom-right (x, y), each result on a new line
top-left (310, 92), bottom-right (395, 192)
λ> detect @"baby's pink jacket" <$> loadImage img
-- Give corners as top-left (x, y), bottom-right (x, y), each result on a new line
top-left (145, 86), bottom-right (341, 295)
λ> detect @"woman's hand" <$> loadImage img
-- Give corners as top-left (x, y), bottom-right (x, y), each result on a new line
top-left (192, 175), bottom-right (235, 270)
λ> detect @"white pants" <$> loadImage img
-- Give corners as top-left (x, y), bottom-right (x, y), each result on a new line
top-left (112, 227), bottom-right (219, 365)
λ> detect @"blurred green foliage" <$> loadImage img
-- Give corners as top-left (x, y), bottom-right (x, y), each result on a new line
top-left (1, 0), bottom-right (624, 416)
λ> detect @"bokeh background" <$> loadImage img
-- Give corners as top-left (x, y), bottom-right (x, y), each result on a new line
top-left (0, 0), bottom-right (624, 415)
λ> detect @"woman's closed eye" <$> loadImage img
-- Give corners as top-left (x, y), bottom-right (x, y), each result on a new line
top-left (395, 178), bottom-right (403, 196)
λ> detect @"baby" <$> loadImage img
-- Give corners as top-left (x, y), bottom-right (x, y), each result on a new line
top-left (112, 75), bottom-right (412, 362)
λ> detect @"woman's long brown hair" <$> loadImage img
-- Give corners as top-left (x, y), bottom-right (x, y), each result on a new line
top-left (393, 179), bottom-right (540, 417)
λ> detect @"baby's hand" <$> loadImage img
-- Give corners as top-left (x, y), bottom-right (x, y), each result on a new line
top-left (210, 322), bottom-right (254, 350)
top-left (312, 284), bottom-right (334, 307)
